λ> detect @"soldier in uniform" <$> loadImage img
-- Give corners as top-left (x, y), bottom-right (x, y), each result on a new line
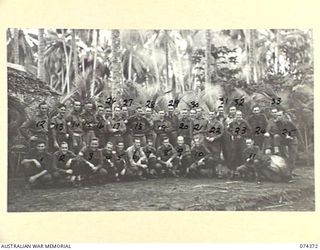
top-left (126, 137), bottom-right (148, 179)
top-left (21, 139), bottom-right (54, 187)
top-left (191, 108), bottom-right (208, 145)
top-left (113, 141), bottom-right (128, 181)
top-left (95, 105), bottom-right (108, 148)
top-left (216, 105), bottom-right (227, 124)
top-left (227, 110), bottom-right (252, 178)
top-left (189, 137), bottom-right (215, 177)
top-left (142, 138), bottom-right (159, 177)
top-left (155, 137), bottom-right (178, 177)
top-left (81, 101), bottom-right (97, 147)
top-left (20, 102), bottom-right (50, 149)
top-left (100, 141), bottom-right (117, 180)
top-left (264, 109), bottom-right (281, 155)
top-left (166, 105), bottom-right (179, 147)
top-left (189, 109), bottom-right (197, 122)
top-left (174, 136), bottom-right (192, 177)
top-left (153, 110), bottom-right (173, 149)
top-left (50, 103), bottom-right (69, 150)
top-left (248, 106), bottom-right (268, 149)
top-left (107, 106), bottom-right (127, 147)
top-left (121, 106), bottom-right (131, 148)
top-left (177, 109), bottom-right (192, 146)
top-left (144, 107), bottom-right (156, 143)
top-left (127, 107), bottom-right (150, 147)
top-left (205, 111), bottom-right (224, 178)
top-left (66, 100), bottom-right (84, 154)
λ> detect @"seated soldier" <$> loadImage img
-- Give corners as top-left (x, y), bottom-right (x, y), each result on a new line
top-left (21, 139), bottom-right (54, 187)
top-left (188, 137), bottom-right (215, 177)
top-left (77, 138), bottom-right (108, 185)
top-left (142, 138), bottom-right (159, 178)
top-left (126, 138), bottom-right (148, 180)
top-left (155, 137), bottom-right (178, 177)
top-left (236, 138), bottom-right (263, 183)
top-left (174, 136), bottom-right (192, 177)
top-left (52, 141), bottom-right (76, 184)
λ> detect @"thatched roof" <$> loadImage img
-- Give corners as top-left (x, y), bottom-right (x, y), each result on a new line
top-left (7, 63), bottom-right (60, 97)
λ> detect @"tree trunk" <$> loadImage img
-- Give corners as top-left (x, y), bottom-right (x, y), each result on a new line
top-left (72, 29), bottom-right (78, 77)
top-left (248, 29), bottom-right (256, 83)
top-left (128, 52), bottom-right (132, 81)
top-left (13, 28), bottom-right (19, 64)
top-left (91, 29), bottom-right (99, 97)
top-left (111, 29), bottom-right (122, 97)
top-left (165, 34), bottom-right (170, 88)
top-left (205, 29), bottom-right (212, 84)
top-left (274, 29), bottom-right (280, 74)
top-left (37, 28), bottom-right (46, 82)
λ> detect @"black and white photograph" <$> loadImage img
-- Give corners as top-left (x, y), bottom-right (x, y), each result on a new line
top-left (7, 28), bottom-right (314, 212)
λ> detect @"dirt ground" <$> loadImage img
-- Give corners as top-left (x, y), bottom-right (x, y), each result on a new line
top-left (7, 166), bottom-right (314, 212)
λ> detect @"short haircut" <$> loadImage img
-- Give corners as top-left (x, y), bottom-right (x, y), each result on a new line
top-left (38, 102), bottom-right (47, 108)
top-left (90, 137), bottom-right (99, 143)
top-left (177, 136), bottom-right (184, 141)
top-left (106, 141), bottom-right (113, 146)
top-left (60, 141), bottom-right (68, 146)
top-left (58, 103), bottom-right (66, 109)
top-left (162, 137), bottom-right (169, 142)
top-left (134, 137), bottom-right (141, 142)
top-left (117, 141), bottom-right (124, 145)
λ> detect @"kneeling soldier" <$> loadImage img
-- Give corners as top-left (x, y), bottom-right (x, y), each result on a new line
top-left (126, 138), bottom-right (148, 180)
top-left (155, 137), bottom-right (178, 177)
top-left (143, 138), bottom-right (159, 178)
top-left (175, 136), bottom-right (192, 177)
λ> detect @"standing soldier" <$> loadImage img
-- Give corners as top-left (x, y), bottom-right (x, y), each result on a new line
top-left (127, 107), bottom-right (150, 147)
top-left (107, 106), bottom-right (127, 147)
top-left (189, 109), bottom-right (197, 122)
top-left (81, 101), bottom-right (97, 147)
top-left (227, 110), bottom-right (252, 178)
top-left (153, 110), bottom-right (172, 149)
top-left (50, 103), bottom-right (69, 150)
top-left (166, 105), bottom-right (179, 146)
top-left (205, 111), bottom-right (224, 178)
top-left (177, 109), bottom-right (192, 146)
top-left (144, 107), bottom-right (156, 142)
top-left (225, 106), bottom-right (237, 126)
top-left (66, 100), bottom-right (84, 154)
top-left (191, 108), bottom-right (208, 145)
top-left (248, 106), bottom-right (268, 149)
top-left (20, 102), bottom-right (50, 148)
top-left (216, 105), bottom-right (227, 124)
top-left (95, 105), bottom-right (108, 148)
top-left (121, 106), bottom-right (131, 147)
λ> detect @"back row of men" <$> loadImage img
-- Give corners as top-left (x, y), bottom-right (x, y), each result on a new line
top-left (20, 100), bottom-right (300, 186)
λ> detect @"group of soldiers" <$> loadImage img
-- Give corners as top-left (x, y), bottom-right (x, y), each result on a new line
top-left (19, 98), bottom-right (300, 187)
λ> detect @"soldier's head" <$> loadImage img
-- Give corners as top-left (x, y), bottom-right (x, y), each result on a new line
top-left (97, 105), bottom-right (105, 116)
top-left (252, 106), bottom-right (261, 115)
top-left (60, 141), bottom-right (69, 154)
top-left (181, 109), bottom-right (188, 119)
top-left (38, 102), bottom-right (48, 115)
top-left (245, 138), bottom-right (254, 148)
top-left (36, 140), bottom-right (46, 153)
top-left (235, 110), bottom-right (243, 121)
top-left (89, 138), bottom-right (99, 150)
top-left (162, 137), bottom-right (170, 147)
top-left (147, 138), bottom-right (153, 147)
top-left (194, 137), bottom-right (200, 147)
top-left (85, 102), bottom-right (94, 112)
top-left (145, 107), bottom-right (152, 117)
top-left (177, 136), bottom-right (184, 146)
top-left (229, 106), bottom-right (237, 117)
top-left (190, 109), bottom-right (196, 120)
top-left (57, 103), bottom-right (67, 117)
top-left (196, 108), bottom-right (202, 118)
top-left (158, 110), bottom-right (165, 120)
top-left (116, 141), bottom-right (125, 151)
top-left (209, 111), bottom-right (216, 121)
top-left (168, 105), bottom-right (174, 115)
top-left (136, 107), bottom-right (144, 117)
top-left (217, 105), bottom-right (224, 116)
top-left (121, 106), bottom-right (128, 115)
top-left (276, 111), bottom-right (284, 122)
top-left (114, 106), bottom-right (121, 118)
top-left (105, 141), bottom-right (113, 152)
top-left (271, 108), bottom-right (278, 120)
top-left (73, 100), bottom-right (82, 112)
top-left (105, 107), bottom-right (112, 117)
top-left (134, 137), bottom-right (141, 149)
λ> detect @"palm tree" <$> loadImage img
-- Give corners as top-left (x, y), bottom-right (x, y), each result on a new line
top-left (111, 29), bottom-right (122, 97)
top-left (91, 29), bottom-right (100, 96)
top-left (13, 28), bottom-right (19, 64)
top-left (37, 28), bottom-right (46, 82)
top-left (205, 29), bottom-right (212, 84)
top-left (72, 29), bottom-right (78, 76)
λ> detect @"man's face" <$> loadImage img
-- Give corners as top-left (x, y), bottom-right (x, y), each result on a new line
top-left (147, 140), bottom-right (153, 147)
top-left (168, 106), bottom-right (174, 114)
top-left (194, 139), bottom-right (200, 147)
top-left (117, 142), bottom-right (125, 151)
top-left (61, 143), bottom-right (68, 154)
top-left (271, 109), bottom-right (278, 119)
top-left (196, 109), bottom-right (202, 118)
top-left (181, 110), bottom-right (188, 119)
top-left (36, 143), bottom-right (46, 153)
top-left (163, 139), bottom-right (170, 147)
top-left (74, 101), bottom-right (81, 111)
top-left (137, 108), bottom-right (143, 117)
top-left (122, 107), bottom-right (128, 116)
top-left (276, 112), bottom-right (284, 122)
top-left (90, 140), bottom-right (99, 150)
top-left (39, 104), bottom-right (48, 115)
top-left (246, 139), bottom-right (254, 148)
top-left (106, 143), bottom-right (113, 152)
top-left (190, 110), bottom-right (196, 120)
top-left (218, 107), bottom-right (224, 116)
top-left (253, 107), bottom-right (260, 114)
top-left (159, 111), bottom-right (165, 119)
top-left (59, 106), bottom-right (66, 117)
top-left (229, 107), bottom-right (236, 116)
top-left (235, 112), bottom-right (242, 121)
top-left (85, 103), bottom-right (93, 112)
top-left (114, 108), bottom-right (121, 117)
top-left (209, 112), bottom-right (215, 120)
top-left (134, 139), bottom-right (141, 148)
top-left (177, 137), bottom-right (184, 146)
top-left (105, 108), bottom-right (112, 117)
top-left (97, 107), bottom-right (104, 116)
top-left (146, 108), bottom-right (152, 117)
